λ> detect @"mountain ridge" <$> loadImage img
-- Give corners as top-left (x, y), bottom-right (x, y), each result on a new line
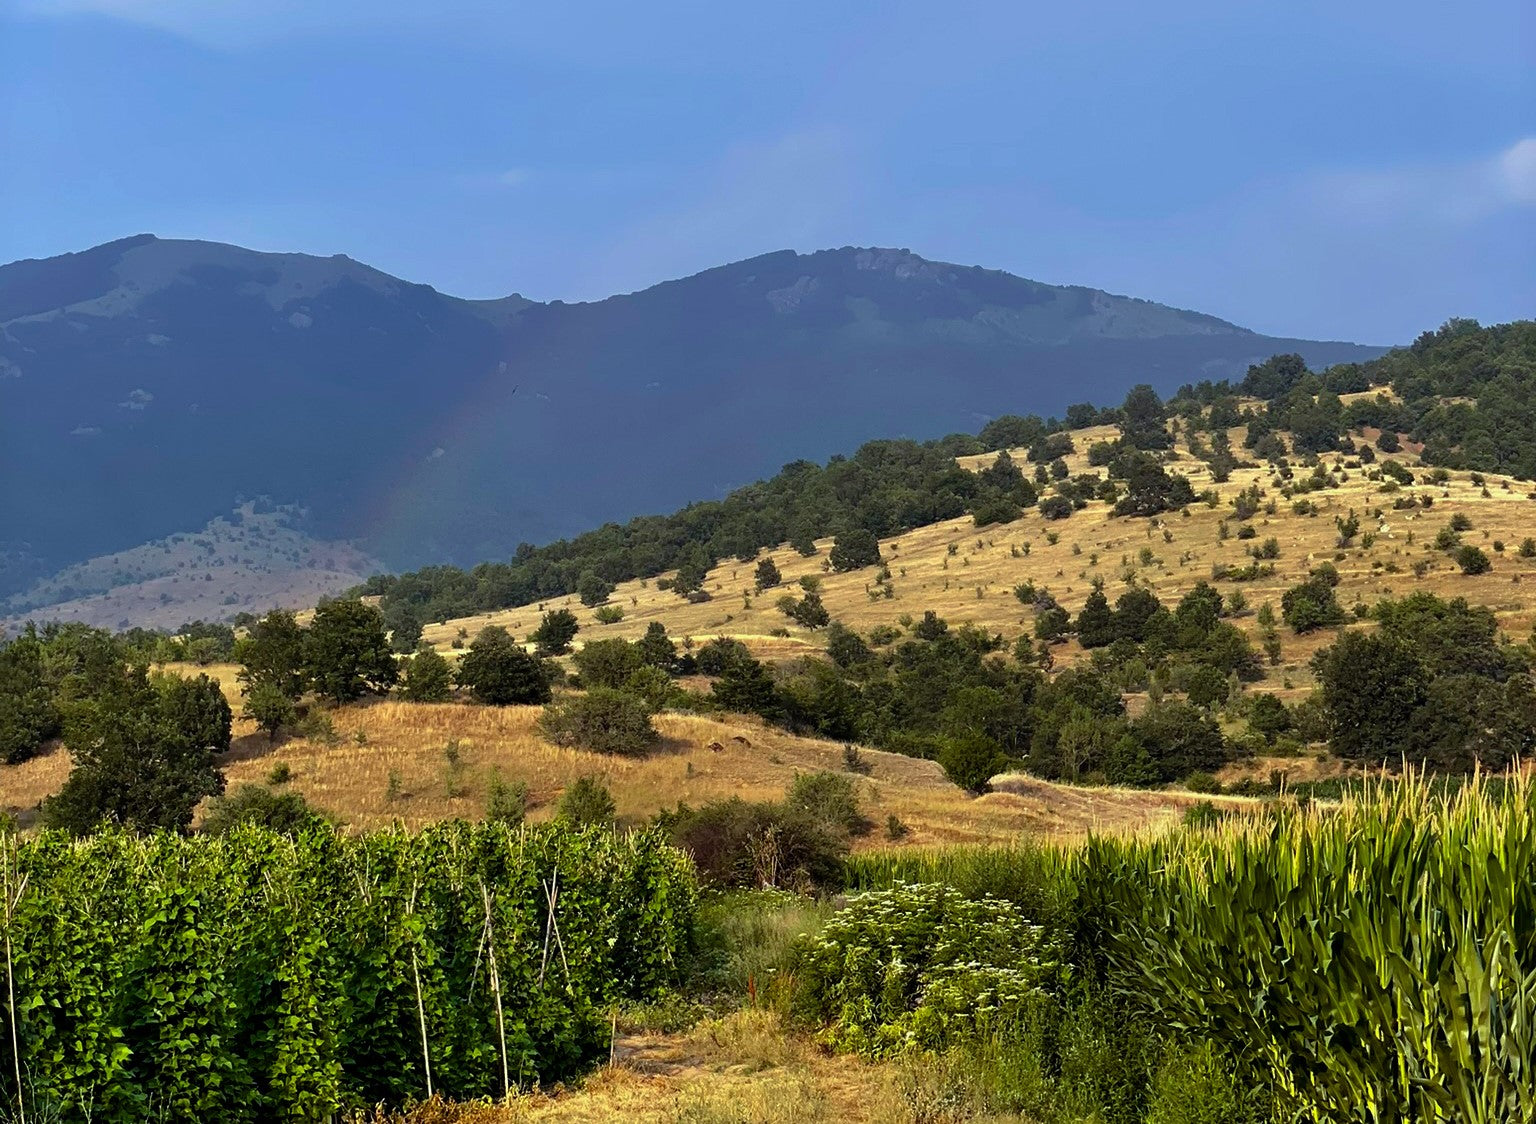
top-left (0, 235), bottom-right (1387, 613)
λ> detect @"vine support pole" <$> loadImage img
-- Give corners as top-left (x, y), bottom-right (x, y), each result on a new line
top-left (2, 848), bottom-right (28, 1124)
top-left (408, 881), bottom-right (433, 1099)
top-left (479, 881), bottom-right (511, 1101)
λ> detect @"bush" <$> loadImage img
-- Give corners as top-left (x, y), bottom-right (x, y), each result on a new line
top-left (939, 734), bottom-right (1006, 793)
top-left (539, 688), bottom-right (659, 756)
top-left (785, 771), bottom-right (871, 836)
top-left (1455, 545), bottom-right (1492, 575)
top-left (556, 775), bottom-right (616, 828)
top-left (202, 783), bottom-right (330, 836)
top-left (456, 627), bottom-right (551, 705)
top-left (571, 638), bottom-right (643, 689)
top-left (1280, 576), bottom-right (1345, 633)
top-left (593, 605), bottom-right (624, 624)
top-left (397, 646), bottom-right (454, 703)
top-left (791, 882), bottom-right (1060, 1054)
top-left (484, 771), bottom-right (528, 826)
top-left (695, 636), bottom-right (753, 676)
top-left (1183, 771), bottom-right (1223, 795)
top-left (244, 677), bottom-right (298, 740)
top-left (1039, 495), bottom-right (1073, 520)
top-left (1181, 800), bottom-right (1228, 829)
top-left (659, 798), bottom-right (846, 890)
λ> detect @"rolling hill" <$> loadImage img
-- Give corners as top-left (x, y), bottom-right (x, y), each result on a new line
top-left (0, 236), bottom-right (1384, 613)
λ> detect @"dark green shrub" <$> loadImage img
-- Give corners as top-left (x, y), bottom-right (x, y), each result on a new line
top-left (556, 775), bottom-right (616, 828)
top-left (202, 783), bottom-right (330, 836)
top-left (456, 627), bottom-right (551, 705)
top-left (659, 798), bottom-right (846, 890)
top-left (539, 688), bottom-right (659, 756)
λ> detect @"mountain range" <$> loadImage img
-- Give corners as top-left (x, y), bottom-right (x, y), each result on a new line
top-left (0, 235), bottom-right (1385, 613)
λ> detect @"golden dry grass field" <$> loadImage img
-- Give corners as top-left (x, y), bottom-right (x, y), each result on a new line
top-left (0, 660), bottom-right (1236, 840)
top-left (424, 419), bottom-right (1536, 701)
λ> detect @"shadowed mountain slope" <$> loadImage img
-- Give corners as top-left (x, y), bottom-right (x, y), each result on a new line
top-left (0, 236), bottom-right (1383, 600)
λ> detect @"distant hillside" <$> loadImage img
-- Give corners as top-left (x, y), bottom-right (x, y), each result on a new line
top-left (0, 503), bottom-right (379, 633)
top-left (0, 236), bottom-right (1383, 605)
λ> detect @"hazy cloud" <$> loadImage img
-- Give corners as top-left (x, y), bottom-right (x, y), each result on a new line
top-left (1302, 136), bottom-right (1536, 227)
top-left (1497, 137), bottom-right (1536, 205)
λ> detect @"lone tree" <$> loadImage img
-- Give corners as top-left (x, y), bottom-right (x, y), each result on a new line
top-left (576, 570), bottom-right (614, 608)
top-left (753, 557), bottom-right (783, 592)
top-left (305, 599), bottom-right (398, 703)
top-left (829, 529), bottom-right (882, 572)
top-left (244, 677), bottom-right (297, 741)
top-left (398, 645), bottom-right (454, 703)
top-left (45, 666), bottom-right (230, 834)
top-left (1456, 545), bottom-right (1493, 575)
top-left (236, 609), bottom-right (308, 700)
top-left (938, 733), bottom-right (1005, 794)
top-left (636, 621), bottom-right (677, 670)
top-left (457, 627), bottom-right (551, 705)
top-left (530, 608), bottom-right (579, 656)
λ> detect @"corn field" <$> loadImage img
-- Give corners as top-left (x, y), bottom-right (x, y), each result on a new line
top-left (849, 775), bottom-right (1536, 1124)
top-left (0, 823), bottom-right (696, 1123)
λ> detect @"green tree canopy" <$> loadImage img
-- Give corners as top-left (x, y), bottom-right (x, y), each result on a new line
top-left (457, 627), bottom-right (551, 706)
top-left (45, 665), bottom-right (230, 834)
top-left (530, 609), bottom-right (580, 656)
top-left (829, 529), bottom-right (882, 572)
top-left (398, 646), bottom-right (454, 703)
top-left (305, 599), bottom-right (398, 704)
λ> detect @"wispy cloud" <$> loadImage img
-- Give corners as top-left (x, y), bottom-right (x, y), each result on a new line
top-left (1302, 136), bottom-right (1536, 227)
top-left (1497, 138), bottom-right (1536, 205)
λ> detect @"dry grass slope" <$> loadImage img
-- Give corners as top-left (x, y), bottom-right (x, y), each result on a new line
top-left (424, 420), bottom-right (1536, 704)
top-left (0, 661), bottom-right (1228, 842)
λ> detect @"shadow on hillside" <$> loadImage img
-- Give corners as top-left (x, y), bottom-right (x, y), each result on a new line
top-left (222, 730), bottom-right (286, 765)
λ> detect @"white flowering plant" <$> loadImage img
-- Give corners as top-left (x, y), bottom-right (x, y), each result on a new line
top-left (791, 881), bottom-right (1066, 1054)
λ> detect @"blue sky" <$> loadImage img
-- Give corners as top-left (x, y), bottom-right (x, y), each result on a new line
top-left (1, 0), bottom-right (1532, 343)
